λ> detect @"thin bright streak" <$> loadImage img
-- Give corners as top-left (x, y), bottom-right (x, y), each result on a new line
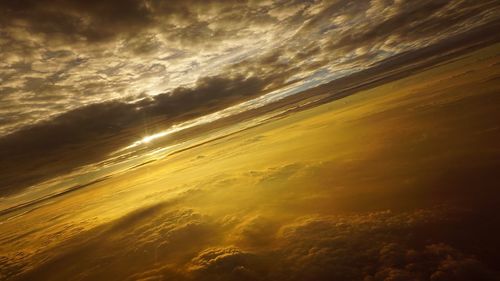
top-left (119, 71), bottom-right (340, 151)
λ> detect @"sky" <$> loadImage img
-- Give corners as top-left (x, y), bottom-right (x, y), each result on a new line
top-left (1, 1), bottom-right (500, 280)
top-left (0, 0), bottom-right (499, 193)
top-left (1, 44), bottom-right (499, 280)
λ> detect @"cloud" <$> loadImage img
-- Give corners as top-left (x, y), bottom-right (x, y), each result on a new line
top-left (256, 163), bottom-right (304, 184)
top-left (369, 243), bottom-right (498, 281)
top-left (188, 247), bottom-right (266, 281)
top-left (0, 0), bottom-right (498, 196)
top-left (0, 0), bottom-right (154, 43)
top-left (270, 209), bottom-right (500, 281)
top-left (0, 73), bottom-right (272, 196)
top-left (8, 201), bottom-right (218, 281)
top-left (1, 0), bottom-right (497, 137)
top-left (6, 196), bottom-right (499, 281)
top-left (229, 215), bottom-right (279, 249)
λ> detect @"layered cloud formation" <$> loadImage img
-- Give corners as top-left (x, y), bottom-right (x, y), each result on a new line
top-left (1, 47), bottom-right (500, 280)
top-left (0, 0), bottom-right (497, 198)
top-left (0, 2), bottom-right (498, 193)
top-left (1, 0), bottom-right (498, 134)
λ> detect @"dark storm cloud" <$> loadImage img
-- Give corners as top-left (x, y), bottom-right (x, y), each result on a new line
top-left (0, 74), bottom-right (271, 196)
top-left (0, 0), bottom-right (270, 47)
top-left (0, 0), bottom-right (153, 43)
top-left (323, 0), bottom-right (499, 54)
top-left (0, 0), bottom-right (499, 194)
top-left (141, 75), bottom-right (270, 116)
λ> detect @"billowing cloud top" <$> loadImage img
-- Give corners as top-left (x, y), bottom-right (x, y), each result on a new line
top-left (0, 0), bottom-right (498, 194)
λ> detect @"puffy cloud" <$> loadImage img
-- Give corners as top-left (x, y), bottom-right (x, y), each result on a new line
top-left (8, 202), bottom-right (218, 281)
top-left (271, 210), bottom-right (500, 281)
top-left (188, 247), bottom-right (266, 281)
top-left (6, 199), bottom-right (499, 281)
top-left (368, 243), bottom-right (498, 281)
top-left (229, 215), bottom-right (279, 248)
